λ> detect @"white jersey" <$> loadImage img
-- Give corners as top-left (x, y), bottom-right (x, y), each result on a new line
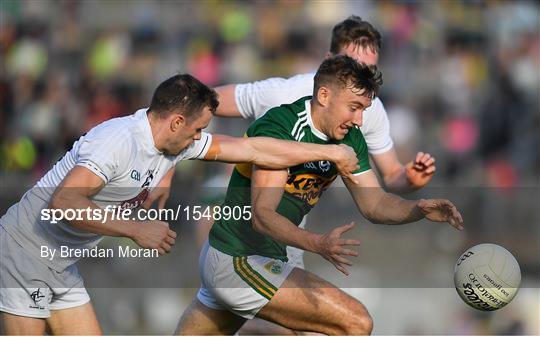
top-left (235, 72), bottom-right (393, 155)
top-left (0, 109), bottom-right (212, 272)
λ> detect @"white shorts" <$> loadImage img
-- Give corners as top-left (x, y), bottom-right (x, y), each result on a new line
top-left (286, 217), bottom-right (307, 269)
top-left (286, 246), bottom-right (305, 269)
top-left (0, 226), bottom-right (90, 318)
top-left (197, 242), bottom-right (295, 319)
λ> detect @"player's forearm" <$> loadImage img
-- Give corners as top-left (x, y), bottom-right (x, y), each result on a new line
top-left (252, 207), bottom-right (321, 253)
top-left (49, 191), bottom-right (138, 238)
top-left (248, 138), bottom-right (340, 169)
top-left (365, 193), bottom-right (424, 225)
top-left (161, 167), bottom-right (175, 186)
top-left (382, 167), bottom-right (416, 194)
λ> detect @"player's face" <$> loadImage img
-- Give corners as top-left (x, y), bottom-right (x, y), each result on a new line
top-left (338, 44), bottom-right (379, 66)
top-left (325, 86), bottom-right (373, 140)
top-left (169, 107), bottom-right (212, 155)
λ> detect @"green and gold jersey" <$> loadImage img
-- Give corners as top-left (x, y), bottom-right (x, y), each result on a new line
top-left (209, 96), bottom-right (371, 260)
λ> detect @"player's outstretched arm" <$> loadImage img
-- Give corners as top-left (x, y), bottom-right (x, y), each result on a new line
top-left (371, 149), bottom-right (436, 194)
top-left (203, 135), bottom-right (359, 177)
top-left (251, 166), bottom-right (360, 275)
top-left (343, 170), bottom-right (463, 230)
top-left (49, 166), bottom-right (176, 255)
top-left (214, 85), bottom-right (241, 117)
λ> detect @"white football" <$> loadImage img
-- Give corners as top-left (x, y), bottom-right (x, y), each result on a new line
top-left (454, 243), bottom-right (521, 311)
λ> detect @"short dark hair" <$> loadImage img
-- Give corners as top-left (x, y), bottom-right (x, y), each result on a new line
top-left (330, 15), bottom-right (382, 54)
top-left (314, 55), bottom-right (383, 98)
top-left (148, 74), bottom-right (219, 121)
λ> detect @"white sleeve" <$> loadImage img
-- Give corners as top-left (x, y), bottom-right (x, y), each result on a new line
top-left (362, 98), bottom-right (394, 155)
top-left (234, 73), bottom-right (315, 120)
top-left (76, 132), bottom-right (132, 183)
top-left (175, 132), bottom-right (213, 162)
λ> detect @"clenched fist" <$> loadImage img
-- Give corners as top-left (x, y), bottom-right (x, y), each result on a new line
top-left (132, 220), bottom-right (177, 255)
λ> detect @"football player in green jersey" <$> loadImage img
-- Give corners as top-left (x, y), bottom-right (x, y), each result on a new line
top-left (175, 56), bottom-right (463, 335)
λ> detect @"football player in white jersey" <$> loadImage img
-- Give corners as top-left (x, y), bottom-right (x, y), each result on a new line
top-left (213, 16), bottom-right (438, 335)
top-left (0, 74), bottom-right (360, 335)
top-left (216, 15), bottom-right (436, 194)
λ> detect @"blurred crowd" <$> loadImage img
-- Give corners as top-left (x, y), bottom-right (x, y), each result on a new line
top-left (1, 0), bottom-right (538, 187)
top-left (1, 0), bottom-right (539, 335)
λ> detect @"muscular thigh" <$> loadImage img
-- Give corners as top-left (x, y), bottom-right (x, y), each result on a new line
top-left (47, 302), bottom-right (102, 335)
top-left (0, 312), bottom-right (47, 335)
top-left (257, 268), bottom-right (369, 335)
top-left (175, 298), bottom-right (246, 335)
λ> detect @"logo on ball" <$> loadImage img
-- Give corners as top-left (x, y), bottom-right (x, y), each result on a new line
top-left (454, 243), bottom-right (521, 311)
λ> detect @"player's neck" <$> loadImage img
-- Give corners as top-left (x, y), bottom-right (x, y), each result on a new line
top-left (310, 100), bottom-right (329, 138)
top-left (147, 113), bottom-right (168, 153)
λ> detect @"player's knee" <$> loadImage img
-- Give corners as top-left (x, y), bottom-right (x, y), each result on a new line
top-left (339, 305), bottom-right (373, 335)
top-left (351, 312), bottom-right (373, 335)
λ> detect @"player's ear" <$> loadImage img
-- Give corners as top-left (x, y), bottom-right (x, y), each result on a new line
top-left (317, 86), bottom-right (330, 108)
top-left (171, 114), bottom-right (186, 132)
top-left (324, 51), bottom-right (333, 59)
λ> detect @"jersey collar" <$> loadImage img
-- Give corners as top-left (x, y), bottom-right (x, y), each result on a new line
top-left (139, 108), bottom-right (163, 155)
top-left (305, 99), bottom-right (328, 141)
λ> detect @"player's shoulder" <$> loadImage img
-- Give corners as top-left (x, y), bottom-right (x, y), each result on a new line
top-left (246, 72), bottom-right (313, 91)
top-left (81, 109), bottom-right (146, 150)
top-left (364, 97), bottom-right (386, 118)
top-left (285, 72), bottom-right (315, 86)
top-left (258, 72), bottom-right (314, 101)
top-left (362, 96), bottom-right (388, 130)
top-left (258, 72), bottom-right (314, 87)
top-left (250, 96), bottom-right (312, 133)
top-left (267, 95), bottom-right (312, 119)
top-left (86, 112), bottom-right (134, 137)
top-left (364, 96), bottom-right (386, 117)
top-left (340, 125), bottom-right (367, 150)
top-left (347, 125), bottom-right (366, 139)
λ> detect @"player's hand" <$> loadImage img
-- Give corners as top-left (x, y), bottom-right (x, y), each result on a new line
top-left (405, 152), bottom-right (436, 189)
top-left (142, 187), bottom-right (171, 210)
top-left (334, 144), bottom-right (360, 180)
top-left (418, 199), bottom-right (464, 231)
top-left (132, 220), bottom-right (177, 255)
top-left (315, 221), bottom-right (360, 276)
